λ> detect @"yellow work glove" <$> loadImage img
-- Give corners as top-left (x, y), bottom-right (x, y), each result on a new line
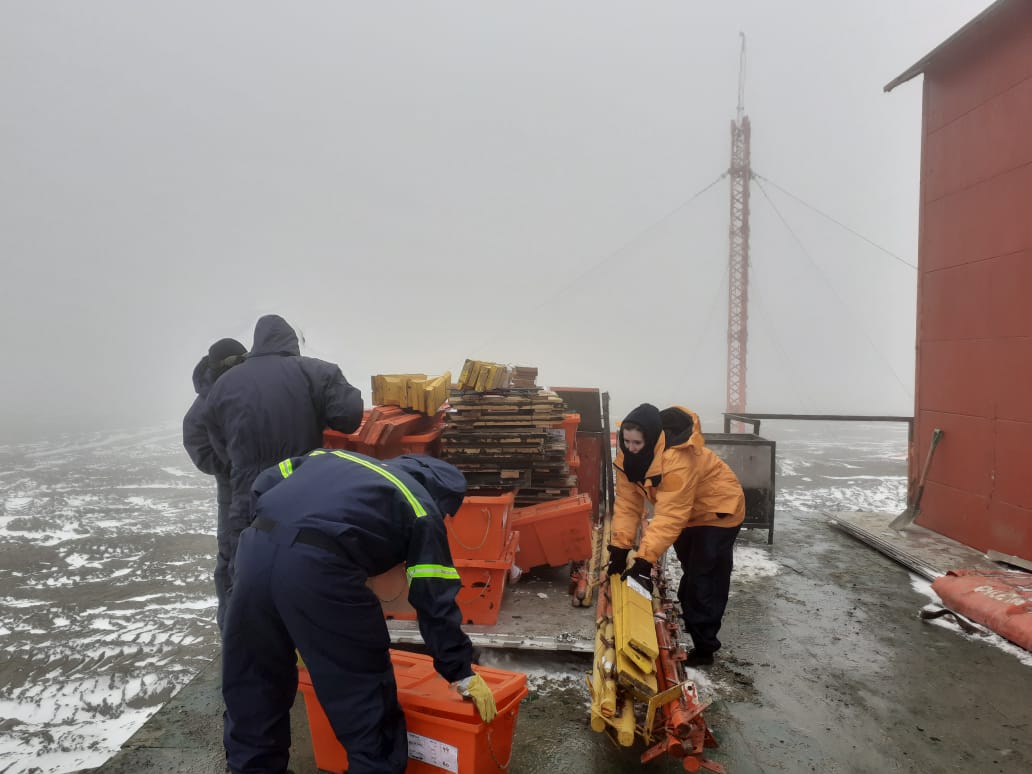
top-left (454, 673), bottom-right (497, 724)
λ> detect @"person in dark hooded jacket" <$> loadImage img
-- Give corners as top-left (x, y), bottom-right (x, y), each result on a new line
top-left (221, 452), bottom-right (496, 774)
top-left (202, 314), bottom-right (364, 602)
top-left (182, 337), bottom-right (247, 632)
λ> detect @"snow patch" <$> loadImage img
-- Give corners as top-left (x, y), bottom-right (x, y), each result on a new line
top-left (162, 467), bottom-right (195, 478)
top-left (734, 546), bottom-right (780, 581)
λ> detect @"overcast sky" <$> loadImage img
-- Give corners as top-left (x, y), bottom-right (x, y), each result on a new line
top-left (0, 1), bottom-right (991, 441)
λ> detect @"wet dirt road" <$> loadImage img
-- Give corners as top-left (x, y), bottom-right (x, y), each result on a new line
top-left (502, 508), bottom-right (1031, 774)
top-left (87, 506), bottom-right (1032, 774)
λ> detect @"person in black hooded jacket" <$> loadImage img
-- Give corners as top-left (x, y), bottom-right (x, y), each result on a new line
top-left (202, 314), bottom-right (364, 604)
top-left (182, 337), bottom-right (247, 632)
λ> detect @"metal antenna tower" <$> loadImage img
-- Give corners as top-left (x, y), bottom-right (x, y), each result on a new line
top-left (726, 32), bottom-right (752, 418)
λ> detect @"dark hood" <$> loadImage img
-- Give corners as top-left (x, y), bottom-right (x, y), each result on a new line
top-left (660, 406), bottom-right (694, 447)
top-left (191, 356), bottom-right (216, 397)
top-left (249, 314), bottom-right (301, 358)
top-left (383, 455), bottom-right (468, 517)
top-left (619, 403), bottom-right (663, 484)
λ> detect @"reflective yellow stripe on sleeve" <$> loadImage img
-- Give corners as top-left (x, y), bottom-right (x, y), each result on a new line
top-left (406, 564), bottom-right (461, 584)
top-left (328, 451), bottom-right (428, 517)
top-left (278, 459), bottom-right (294, 478)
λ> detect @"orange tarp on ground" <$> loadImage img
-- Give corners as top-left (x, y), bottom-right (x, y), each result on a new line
top-left (932, 569), bottom-right (1032, 652)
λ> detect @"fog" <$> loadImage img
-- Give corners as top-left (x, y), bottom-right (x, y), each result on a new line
top-left (0, 1), bottom-right (989, 441)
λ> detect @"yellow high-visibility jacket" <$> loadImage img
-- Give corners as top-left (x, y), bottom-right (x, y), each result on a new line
top-left (612, 407), bottom-right (745, 564)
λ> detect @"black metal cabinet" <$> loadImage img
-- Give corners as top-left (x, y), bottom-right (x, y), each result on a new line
top-left (703, 432), bottom-right (776, 544)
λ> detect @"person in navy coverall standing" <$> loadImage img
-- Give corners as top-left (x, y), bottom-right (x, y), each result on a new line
top-left (221, 452), bottom-right (495, 774)
top-left (203, 314), bottom-right (363, 609)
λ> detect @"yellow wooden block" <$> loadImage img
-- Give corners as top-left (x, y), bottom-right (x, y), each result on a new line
top-left (458, 359), bottom-right (475, 389)
top-left (372, 374), bottom-right (427, 407)
top-left (424, 372), bottom-right (451, 413)
top-left (615, 648), bottom-right (658, 696)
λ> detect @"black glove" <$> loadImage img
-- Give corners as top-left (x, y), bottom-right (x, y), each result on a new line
top-left (606, 545), bottom-right (630, 578)
top-left (621, 557), bottom-right (654, 594)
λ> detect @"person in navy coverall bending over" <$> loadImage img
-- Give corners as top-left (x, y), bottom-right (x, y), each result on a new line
top-left (221, 452), bottom-right (496, 774)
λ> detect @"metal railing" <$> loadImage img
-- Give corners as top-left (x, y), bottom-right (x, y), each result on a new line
top-left (723, 412), bottom-right (913, 446)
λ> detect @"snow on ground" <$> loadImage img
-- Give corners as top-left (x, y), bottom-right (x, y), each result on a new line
top-left (733, 545), bottom-right (780, 581)
top-left (0, 419), bottom-right (993, 774)
top-left (909, 575), bottom-right (1032, 669)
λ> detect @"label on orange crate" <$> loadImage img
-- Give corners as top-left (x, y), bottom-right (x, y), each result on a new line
top-left (407, 732), bottom-right (458, 772)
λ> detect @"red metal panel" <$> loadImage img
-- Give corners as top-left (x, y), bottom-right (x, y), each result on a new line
top-left (914, 7), bottom-right (1032, 560)
top-left (994, 338), bottom-right (1032, 422)
top-left (989, 249), bottom-right (1032, 338)
top-left (994, 419), bottom-right (1032, 510)
top-left (923, 7), bottom-right (1032, 133)
top-left (916, 410), bottom-right (995, 497)
top-left (922, 161), bottom-right (1032, 271)
top-left (574, 431), bottom-right (603, 521)
top-left (917, 340), bottom-right (997, 417)
top-left (986, 500), bottom-right (1032, 560)
top-left (923, 75), bottom-right (1032, 202)
top-left (916, 480), bottom-right (990, 551)
top-left (919, 261), bottom-right (993, 342)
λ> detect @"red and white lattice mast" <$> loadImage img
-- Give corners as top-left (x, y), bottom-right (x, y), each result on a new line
top-left (726, 33), bottom-right (752, 418)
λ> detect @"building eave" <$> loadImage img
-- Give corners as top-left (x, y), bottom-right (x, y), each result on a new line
top-left (884, 0), bottom-right (1015, 92)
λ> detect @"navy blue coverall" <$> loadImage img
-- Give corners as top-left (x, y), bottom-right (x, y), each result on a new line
top-left (183, 355), bottom-right (237, 631)
top-left (221, 452), bottom-right (475, 774)
top-left (203, 315), bottom-right (363, 601)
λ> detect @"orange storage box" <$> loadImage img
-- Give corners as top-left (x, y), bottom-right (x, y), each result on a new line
top-left (322, 410), bottom-right (445, 459)
top-left (323, 427), bottom-right (357, 451)
top-left (397, 425), bottom-right (445, 456)
top-left (369, 532), bottom-right (519, 625)
top-left (453, 531), bottom-right (519, 626)
top-left (297, 650), bottom-right (529, 774)
top-left (446, 491), bottom-right (515, 561)
top-left (511, 494), bottom-right (593, 569)
top-left (556, 413), bottom-right (580, 453)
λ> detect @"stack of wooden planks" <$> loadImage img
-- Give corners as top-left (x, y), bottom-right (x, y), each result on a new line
top-left (442, 387), bottom-right (578, 506)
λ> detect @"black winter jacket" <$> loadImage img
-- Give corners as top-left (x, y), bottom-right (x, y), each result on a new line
top-left (202, 315), bottom-right (364, 562)
top-left (183, 357), bottom-right (232, 504)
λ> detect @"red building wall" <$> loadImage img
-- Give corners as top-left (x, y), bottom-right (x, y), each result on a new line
top-left (914, 3), bottom-right (1032, 559)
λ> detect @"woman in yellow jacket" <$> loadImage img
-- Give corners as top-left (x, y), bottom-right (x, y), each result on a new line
top-left (608, 403), bottom-right (745, 666)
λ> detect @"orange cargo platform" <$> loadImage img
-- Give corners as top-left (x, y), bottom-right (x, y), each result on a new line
top-left (511, 494), bottom-right (593, 569)
top-left (297, 650), bottom-right (529, 774)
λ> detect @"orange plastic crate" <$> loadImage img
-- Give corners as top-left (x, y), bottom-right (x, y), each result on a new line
top-left (557, 413), bottom-right (580, 454)
top-left (511, 494), bottom-right (593, 569)
top-left (322, 427), bottom-right (356, 451)
top-left (369, 532), bottom-right (518, 625)
top-left (322, 409), bottom-right (445, 459)
top-left (297, 650), bottom-right (528, 774)
top-left (453, 531), bottom-right (518, 626)
top-left (446, 491), bottom-right (515, 561)
top-left (398, 425), bottom-right (445, 456)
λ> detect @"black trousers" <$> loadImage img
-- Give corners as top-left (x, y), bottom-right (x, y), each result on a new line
top-left (672, 525), bottom-right (741, 655)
